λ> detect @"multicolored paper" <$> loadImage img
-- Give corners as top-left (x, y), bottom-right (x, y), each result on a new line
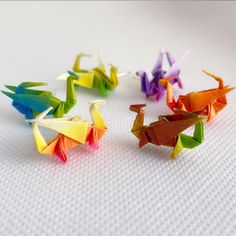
top-left (27, 100), bottom-right (107, 162)
top-left (1, 76), bottom-right (79, 119)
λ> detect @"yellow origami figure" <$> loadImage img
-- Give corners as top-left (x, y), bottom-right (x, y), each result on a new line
top-left (27, 100), bottom-right (107, 162)
top-left (57, 53), bottom-right (127, 97)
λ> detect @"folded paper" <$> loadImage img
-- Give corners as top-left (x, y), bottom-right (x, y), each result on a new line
top-left (27, 100), bottom-right (107, 162)
top-left (136, 48), bottom-right (186, 101)
top-left (160, 70), bottom-right (235, 121)
top-left (1, 76), bottom-right (78, 119)
top-left (129, 104), bottom-right (204, 159)
top-left (58, 53), bottom-right (126, 97)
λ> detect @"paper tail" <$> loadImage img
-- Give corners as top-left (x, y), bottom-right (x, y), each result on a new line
top-left (202, 70), bottom-right (225, 89)
top-left (202, 70), bottom-right (222, 81)
top-left (26, 106), bottom-right (53, 123)
top-left (1, 90), bottom-right (14, 99)
top-left (4, 82), bottom-right (48, 91)
top-left (4, 85), bottom-right (17, 92)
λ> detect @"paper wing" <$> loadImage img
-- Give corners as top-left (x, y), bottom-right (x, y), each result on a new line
top-left (37, 119), bottom-right (89, 144)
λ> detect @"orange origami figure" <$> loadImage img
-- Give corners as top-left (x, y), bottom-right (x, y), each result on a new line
top-left (27, 100), bottom-right (107, 162)
top-left (160, 70), bottom-right (234, 121)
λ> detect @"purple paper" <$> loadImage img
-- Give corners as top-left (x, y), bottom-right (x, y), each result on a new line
top-left (137, 48), bottom-right (184, 102)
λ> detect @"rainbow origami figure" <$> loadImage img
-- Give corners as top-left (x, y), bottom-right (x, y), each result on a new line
top-left (136, 48), bottom-right (186, 102)
top-left (1, 76), bottom-right (78, 119)
top-left (27, 100), bottom-right (107, 162)
top-left (160, 70), bottom-right (235, 121)
top-left (129, 104), bottom-right (204, 159)
top-left (58, 53), bottom-right (126, 97)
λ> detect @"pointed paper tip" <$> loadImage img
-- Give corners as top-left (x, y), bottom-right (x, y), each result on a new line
top-left (202, 69), bottom-right (211, 75)
top-left (160, 46), bottom-right (167, 54)
top-left (202, 69), bottom-right (221, 80)
top-left (89, 100), bottom-right (106, 106)
top-left (78, 53), bottom-right (91, 58)
top-left (1, 90), bottom-right (13, 98)
top-left (40, 82), bottom-right (48, 86)
top-left (170, 153), bottom-right (176, 160)
top-left (57, 154), bottom-right (67, 163)
top-left (28, 106), bottom-right (53, 124)
top-left (4, 85), bottom-right (17, 92)
top-left (90, 142), bottom-right (99, 150)
top-left (118, 71), bottom-right (130, 78)
top-left (56, 73), bottom-right (69, 80)
top-left (108, 64), bottom-right (118, 70)
top-left (20, 82), bottom-right (48, 88)
top-left (224, 86), bottom-right (235, 94)
top-left (98, 51), bottom-right (105, 67)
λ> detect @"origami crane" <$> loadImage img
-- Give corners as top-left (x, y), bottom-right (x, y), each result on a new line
top-left (26, 100), bottom-right (107, 162)
top-left (160, 70), bottom-right (235, 121)
top-left (57, 53), bottom-right (127, 97)
top-left (1, 76), bottom-right (78, 119)
top-left (136, 48), bottom-right (186, 102)
top-left (129, 104), bottom-right (204, 159)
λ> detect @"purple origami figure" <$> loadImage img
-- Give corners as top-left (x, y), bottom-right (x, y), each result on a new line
top-left (136, 48), bottom-right (186, 102)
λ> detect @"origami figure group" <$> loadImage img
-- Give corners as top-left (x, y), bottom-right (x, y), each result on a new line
top-left (1, 49), bottom-right (235, 162)
top-left (129, 49), bottom-right (234, 158)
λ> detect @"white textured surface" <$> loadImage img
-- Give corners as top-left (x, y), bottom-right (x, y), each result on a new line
top-left (0, 2), bottom-right (236, 236)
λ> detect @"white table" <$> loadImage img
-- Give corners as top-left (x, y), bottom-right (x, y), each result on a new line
top-left (0, 2), bottom-right (235, 235)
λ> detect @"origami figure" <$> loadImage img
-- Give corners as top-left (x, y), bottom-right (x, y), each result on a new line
top-left (27, 100), bottom-right (107, 162)
top-left (1, 76), bottom-right (78, 119)
top-left (160, 70), bottom-right (235, 121)
top-left (58, 53), bottom-right (127, 97)
top-left (136, 48), bottom-right (186, 101)
top-left (129, 104), bottom-right (204, 159)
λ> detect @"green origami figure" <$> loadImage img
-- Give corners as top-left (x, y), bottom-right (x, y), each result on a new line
top-left (1, 76), bottom-right (78, 119)
top-left (58, 53), bottom-right (125, 97)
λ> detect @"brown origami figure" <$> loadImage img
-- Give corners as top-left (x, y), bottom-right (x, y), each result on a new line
top-left (129, 104), bottom-right (204, 159)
